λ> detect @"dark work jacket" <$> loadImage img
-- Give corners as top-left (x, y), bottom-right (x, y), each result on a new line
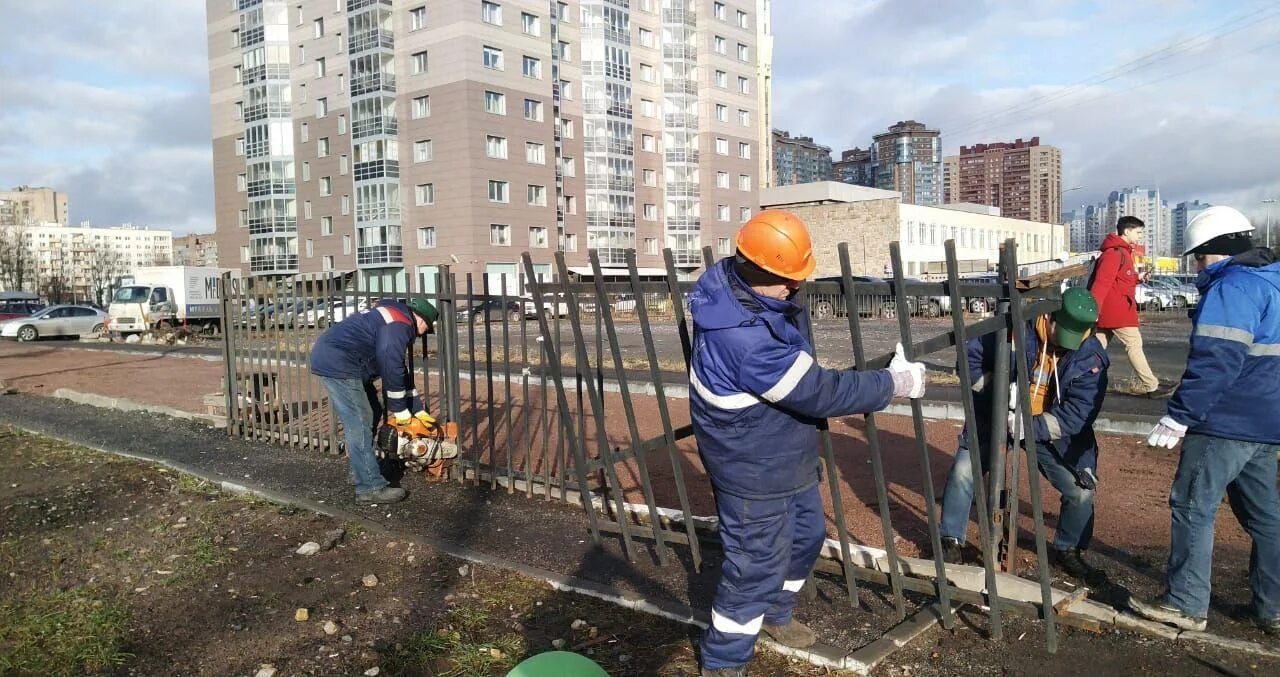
top-left (309, 300), bottom-right (421, 414)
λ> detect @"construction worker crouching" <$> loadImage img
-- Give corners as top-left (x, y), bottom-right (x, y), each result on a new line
top-left (310, 297), bottom-right (439, 504)
top-left (688, 210), bottom-right (927, 676)
top-left (1129, 206), bottom-right (1280, 637)
top-left (938, 287), bottom-right (1110, 584)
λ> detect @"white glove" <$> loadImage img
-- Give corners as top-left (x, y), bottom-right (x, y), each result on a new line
top-left (1009, 382), bottom-right (1020, 411)
top-left (1147, 416), bottom-right (1188, 449)
top-left (889, 342), bottom-right (927, 399)
top-left (1007, 411), bottom-right (1025, 442)
top-left (392, 409), bottom-right (412, 425)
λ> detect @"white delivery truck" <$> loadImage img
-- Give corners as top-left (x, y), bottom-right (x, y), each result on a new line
top-left (108, 266), bottom-right (234, 336)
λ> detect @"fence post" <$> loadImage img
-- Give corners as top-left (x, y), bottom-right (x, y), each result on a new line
top-left (219, 273), bottom-right (237, 438)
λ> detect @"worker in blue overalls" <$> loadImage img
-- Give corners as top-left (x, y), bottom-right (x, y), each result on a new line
top-left (689, 210), bottom-right (928, 676)
top-left (310, 297), bottom-right (439, 504)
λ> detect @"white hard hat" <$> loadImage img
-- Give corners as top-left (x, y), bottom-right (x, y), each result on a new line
top-left (1182, 205), bottom-right (1253, 256)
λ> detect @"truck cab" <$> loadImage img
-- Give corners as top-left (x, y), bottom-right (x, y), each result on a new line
top-left (108, 284), bottom-right (176, 335)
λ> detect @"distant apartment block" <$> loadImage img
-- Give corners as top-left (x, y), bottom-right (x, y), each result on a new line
top-left (770, 129), bottom-right (831, 186)
top-left (0, 186), bottom-right (69, 226)
top-left (0, 223), bottom-right (172, 296)
top-left (206, 0), bottom-right (772, 289)
top-left (173, 232), bottom-right (221, 267)
top-left (1171, 200), bottom-right (1211, 257)
top-left (871, 120), bottom-right (941, 206)
top-left (1097, 186), bottom-right (1172, 258)
top-left (832, 146), bottom-right (873, 187)
top-left (945, 137), bottom-right (1061, 224)
top-left (942, 155), bottom-right (957, 204)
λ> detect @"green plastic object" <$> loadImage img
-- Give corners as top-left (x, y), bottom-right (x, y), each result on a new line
top-left (506, 651), bottom-right (609, 677)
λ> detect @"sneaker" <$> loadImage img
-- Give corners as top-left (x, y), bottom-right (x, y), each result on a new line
top-left (939, 537), bottom-right (964, 565)
top-left (1127, 596), bottom-right (1207, 631)
top-left (1257, 616), bottom-right (1280, 637)
top-left (1049, 548), bottom-right (1107, 585)
top-left (701, 667), bottom-right (748, 677)
top-left (355, 486), bottom-right (407, 504)
top-left (761, 619), bottom-right (816, 649)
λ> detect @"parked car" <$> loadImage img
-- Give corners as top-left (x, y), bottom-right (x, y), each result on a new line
top-left (1135, 284), bottom-right (1174, 311)
top-left (458, 297), bottom-right (524, 324)
top-left (522, 292), bottom-right (572, 319)
top-left (808, 276), bottom-right (894, 320)
top-left (0, 292), bottom-right (44, 322)
top-left (904, 277), bottom-right (948, 318)
top-left (1, 305), bottom-right (108, 341)
top-left (308, 299), bottom-right (367, 327)
top-left (1148, 276), bottom-right (1199, 308)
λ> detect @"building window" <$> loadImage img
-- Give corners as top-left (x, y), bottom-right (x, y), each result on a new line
top-left (564, 233), bottom-right (578, 251)
top-left (415, 183), bottom-right (435, 205)
top-left (410, 5), bottom-right (426, 30)
top-left (482, 1), bottom-right (502, 25)
top-left (239, 209), bottom-right (249, 228)
top-left (240, 245), bottom-right (250, 262)
top-left (339, 154), bottom-right (348, 174)
top-left (414, 139), bottom-right (433, 163)
top-left (236, 173), bottom-right (247, 192)
top-left (233, 64), bottom-right (242, 84)
top-left (638, 28), bottom-right (654, 47)
top-left (529, 226), bottom-right (548, 248)
top-left (490, 223), bottom-right (511, 246)
top-left (233, 101), bottom-right (243, 119)
top-left (488, 180), bottom-right (509, 203)
top-left (305, 239), bottom-right (314, 258)
top-left (714, 2), bottom-right (726, 20)
top-left (716, 171), bottom-right (729, 188)
top-left (323, 255), bottom-right (334, 270)
top-left (300, 122), bottom-right (309, 142)
top-left (318, 137), bottom-right (330, 156)
top-left (737, 9), bottom-right (749, 28)
top-left (559, 118), bottom-right (574, 137)
top-left (525, 141), bottom-right (546, 164)
top-left (715, 104), bottom-right (727, 122)
top-left (557, 41), bottom-right (571, 61)
top-left (556, 2), bottom-right (569, 22)
top-left (315, 57), bottom-right (326, 77)
top-left (715, 137), bottom-right (728, 155)
top-left (643, 203), bottom-right (657, 220)
top-left (642, 169), bottom-right (656, 186)
top-left (320, 176), bottom-right (332, 196)
top-left (303, 201), bottom-right (312, 219)
top-left (418, 226), bottom-right (436, 249)
top-left (715, 36), bottom-right (726, 54)
top-left (341, 195), bottom-right (350, 215)
top-left (522, 55), bottom-right (541, 79)
top-left (412, 95), bottom-right (430, 118)
top-left (641, 134), bottom-right (655, 152)
top-left (527, 184), bottom-right (546, 206)
top-left (486, 135), bottom-right (508, 159)
top-left (235, 137), bottom-right (245, 156)
top-left (321, 216), bottom-right (333, 235)
top-left (522, 12), bottom-right (540, 36)
top-left (640, 98), bottom-right (655, 117)
top-left (565, 195), bottom-right (577, 214)
top-left (561, 80), bottom-right (573, 99)
top-left (316, 97), bottom-right (328, 117)
top-left (738, 175), bottom-right (751, 191)
top-left (484, 90), bottom-right (506, 114)
top-left (740, 207), bottom-right (751, 222)
top-left (561, 156), bottom-right (575, 176)
top-left (231, 28), bottom-right (240, 48)
top-left (717, 205), bottom-right (729, 221)
top-left (337, 114), bottom-right (346, 134)
top-left (313, 17), bottom-right (324, 37)
top-left (738, 43), bottom-right (749, 61)
top-left (715, 70), bottom-right (727, 88)
top-left (716, 237), bottom-right (731, 255)
top-left (342, 234), bottom-right (352, 254)
top-left (644, 237), bottom-right (658, 255)
top-left (412, 50), bottom-right (428, 74)
top-left (523, 98), bottom-right (543, 121)
top-left (639, 63), bottom-right (654, 82)
top-left (483, 45), bottom-right (504, 70)
top-left (738, 142), bottom-right (751, 159)
top-left (738, 109), bottom-right (750, 126)
top-left (738, 76), bottom-right (750, 94)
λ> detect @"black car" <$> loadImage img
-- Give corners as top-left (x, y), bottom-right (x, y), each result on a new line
top-left (458, 297), bottom-right (524, 324)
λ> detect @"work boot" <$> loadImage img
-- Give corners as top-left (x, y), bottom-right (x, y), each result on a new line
top-left (355, 486), bottom-right (407, 504)
top-left (701, 667), bottom-right (748, 677)
top-left (1127, 596), bottom-right (1207, 631)
top-left (1144, 383), bottom-right (1178, 399)
top-left (1257, 616), bottom-right (1280, 638)
top-left (939, 537), bottom-right (964, 565)
top-left (761, 619), bottom-right (816, 649)
top-left (1049, 548), bottom-right (1106, 585)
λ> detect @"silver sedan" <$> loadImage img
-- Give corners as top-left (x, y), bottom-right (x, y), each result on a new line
top-left (0, 305), bottom-right (109, 341)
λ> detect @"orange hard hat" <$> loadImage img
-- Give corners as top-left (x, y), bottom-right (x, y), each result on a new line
top-left (735, 209), bottom-right (816, 281)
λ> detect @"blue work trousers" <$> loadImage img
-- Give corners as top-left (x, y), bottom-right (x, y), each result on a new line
top-left (1164, 433), bottom-right (1280, 621)
top-left (700, 484), bottom-right (825, 671)
top-left (319, 376), bottom-right (388, 495)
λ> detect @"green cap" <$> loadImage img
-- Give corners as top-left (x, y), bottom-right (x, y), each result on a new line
top-left (1052, 287), bottom-right (1099, 350)
top-left (406, 298), bottom-right (438, 324)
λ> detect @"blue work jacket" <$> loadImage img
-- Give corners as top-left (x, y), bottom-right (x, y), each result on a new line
top-left (310, 300), bottom-right (421, 414)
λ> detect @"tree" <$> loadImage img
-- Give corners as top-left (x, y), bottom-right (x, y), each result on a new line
top-left (86, 242), bottom-right (129, 308)
top-left (0, 226), bottom-right (35, 293)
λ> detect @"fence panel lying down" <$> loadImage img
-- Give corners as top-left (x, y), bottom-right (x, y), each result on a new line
top-left (218, 238), bottom-right (1070, 652)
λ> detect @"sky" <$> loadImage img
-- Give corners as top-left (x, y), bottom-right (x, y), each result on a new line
top-left (0, 0), bottom-right (1277, 235)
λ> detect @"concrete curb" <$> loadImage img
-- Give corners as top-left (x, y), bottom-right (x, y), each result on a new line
top-left (51, 388), bottom-right (226, 429)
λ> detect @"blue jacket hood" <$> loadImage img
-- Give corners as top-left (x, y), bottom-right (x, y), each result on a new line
top-left (689, 259), bottom-right (802, 332)
top-left (1198, 248), bottom-right (1280, 295)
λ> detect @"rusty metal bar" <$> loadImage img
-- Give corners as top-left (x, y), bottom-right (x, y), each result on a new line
top-left (889, 242), bottom-right (956, 629)
top-left (661, 249), bottom-right (693, 369)
top-left (466, 273), bottom-right (480, 485)
top-left (837, 243), bottom-right (906, 620)
top-left (325, 274), bottom-right (340, 454)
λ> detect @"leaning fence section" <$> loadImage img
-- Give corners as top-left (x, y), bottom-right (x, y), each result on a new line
top-left (218, 239), bottom-right (1068, 652)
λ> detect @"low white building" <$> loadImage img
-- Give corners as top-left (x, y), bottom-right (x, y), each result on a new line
top-left (0, 222), bottom-right (173, 299)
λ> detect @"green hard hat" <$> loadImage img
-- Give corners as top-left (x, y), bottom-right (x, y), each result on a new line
top-left (506, 651), bottom-right (608, 677)
top-left (406, 297), bottom-right (438, 324)
top-left (1052, 287), bottom-right (1099, 350)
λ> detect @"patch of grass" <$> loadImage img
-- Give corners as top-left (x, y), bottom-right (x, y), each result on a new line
top-left (384, 622), bottom-right (525, 677)
top-left (191, 536), bottom-right (228, 568)
top-left (0, 586), bottom-right (132, 676)
top-left (174, 473), bottom-right (218, 496)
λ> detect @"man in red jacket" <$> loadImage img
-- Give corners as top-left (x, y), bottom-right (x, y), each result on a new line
top-left (1088, 216), bottom-right (1171, 397)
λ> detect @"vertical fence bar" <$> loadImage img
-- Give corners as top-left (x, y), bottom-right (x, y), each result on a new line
top-left (1003, 241), bottom-right (1059, 653)
top-left (837, 244), bottom-right (906, 620)
top-left (307, 275), bottom-right (323, 449)
top-left (998, 250), bottom-right (1023, 574)
top-left (220, 274), bottom-right (238, 438)
top-left (701, 245), bottom-right (714, 270)
top-left (248, 279), bottom-right (264, 443)
top-left (889, 243), bottom-right (956, 629)
top-left (325, 273), bottom-right (340, 454)
top-left (501, 274), bottom-right (514, 492)
top-left (944, 241), bottom-right (1003, 639)
top-left (800, 291), bottom-right (861, 603)
top-left (556, 289), bottom-right (570, 504)
top-left (661, 250), bottom-right (693, 367)
top-left (553, 252), bottom-right (639, 560)
top-left (627, 250), bottom-right (702, 571)
top-left (466, 273), bottom-right (479, 485)
top-left (483, 275), bottom-right (496, 481)
top-left (521, 253), bottom-right (603, 545)
top-left (988, 289), bottom-right (1012, 564)
top-left (284, 278), bottom-right (302, 450)
top-left (269, 274), bottom-right (287, 445)
top-left (520, 267), bottom-right (533, 499)
top-left (589, 251), bottom-right (670, 564)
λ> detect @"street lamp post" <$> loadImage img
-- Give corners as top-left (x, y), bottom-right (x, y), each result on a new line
top-left (1060, 186), bottom-right (1084, 256)
top-left (1263, 199), bottom-right (1277, 250)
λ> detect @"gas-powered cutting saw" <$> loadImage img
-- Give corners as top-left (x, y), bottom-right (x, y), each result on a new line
top-left (375, 416), bottom-right (460, 480)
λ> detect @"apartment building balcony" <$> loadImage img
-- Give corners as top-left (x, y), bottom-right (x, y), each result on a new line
top-left (353, 159), bottom-right (400, 182)
top-left (351, 115), bottom-right (397, 140)
top-left (665, 149), bottom-right (699, 164)
top-left (248, 218), bottom-right (298, 236)
top-left (238, 0), bottom-right (262, 10)
top-left (667, 248), bottom-right (704, 267)
top-left (347, 0), bottom-right (391, 13)
top-left (663, 80), bottom-right (698, 95)
top-left (348, 28), bottom-right (394, 54)
top-left (250, 254), bottom-right (299, 274)
top-left (664, 113), bottom-right (697, 128)
top-left (357, 244), bottom-right (404, 267)
top-left (241, 25), bottom-right (264, 47)
top-left (351, 72), bottom-right (396, 97)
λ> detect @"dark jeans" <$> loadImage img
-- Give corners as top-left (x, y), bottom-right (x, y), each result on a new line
top-left (319, 376), bottom-right (387, 494)
top-left (1165, 433), bottom-right (1280, 620)
top-left (941, 432), bottom-right (1095, 551)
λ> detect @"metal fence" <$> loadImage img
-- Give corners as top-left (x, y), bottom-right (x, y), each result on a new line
top-left (218, 238), bottom-right (1073, 652)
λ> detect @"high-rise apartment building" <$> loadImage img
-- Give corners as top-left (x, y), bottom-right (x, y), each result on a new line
top-left (832, 147), bottom-right (873, 187)
top-left (1099, 187), bottom-right (1171, 258)
top-left (0, 186), bottom-right (69, 226)
top-left (1171, 200), bottom-right (1211, 258)
top-left (942, 155), bottom-right (958, 204)
top-left (770, 129), bottom-right (831, 186)
top-left (173, 232), bottom-right (221, 267)
top-left (0, 223), bottom-right (172, 297)
top-left (207, 0), bottom-right (770, 288)
top-left (945, 137), bottom-right (1061, 224)
top-left (870, 120), bottom-right (941, 206)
